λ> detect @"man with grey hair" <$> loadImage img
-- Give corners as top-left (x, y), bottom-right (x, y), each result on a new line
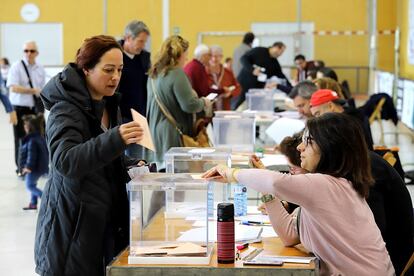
top-left (118, 20), bottom-right (150, 159)
top-left (288, 80), bottom-right (318, 118)
top-left (7, 40), bottom-right (45, 175)
top-left (184, 44), bottom-right (223, 98)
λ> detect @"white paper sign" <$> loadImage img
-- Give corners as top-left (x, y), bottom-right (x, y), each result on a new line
top-left (265, 117), bottom-right (305, 144)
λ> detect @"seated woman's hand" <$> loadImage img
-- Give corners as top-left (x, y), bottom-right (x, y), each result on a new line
top-left (201, 164), bottom-right (238, 183)
top-left (119, 121), bottom-right (144, 145)
top-left (257, 203), bottom-right (268, 215)
top-left (250, 155), bottom-right (265, 169)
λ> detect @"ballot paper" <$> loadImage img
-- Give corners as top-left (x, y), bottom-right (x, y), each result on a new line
top-left (236, 214), bottom-right (271, 224)
top-left (265, 117), bottom-right (305, 144)
top-left (132, 242), bottom-right (206, 256)
top-left (131, 109), bottom-right (155, 151)
top-left (253, 255), bottom-right (316, 264)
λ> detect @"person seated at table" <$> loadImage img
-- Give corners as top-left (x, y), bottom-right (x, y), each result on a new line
top-left (310, 90), bottom-right (414, 275)
top-left (310, 89), bottom-right (373, 150)
top-left (288, 81), bottom-right (318, 119)
top-left (207, 45), bottom-right (241, 110)
top-left (294, 54), bottom-right (316, 84)
top-left (203, 113), bottom-right (395, 275)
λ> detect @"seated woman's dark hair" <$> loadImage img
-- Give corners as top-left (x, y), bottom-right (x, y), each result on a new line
top-left (278, 131), bottom-right (303, 167)
top-left (306, 113), bottom-right (374, 198)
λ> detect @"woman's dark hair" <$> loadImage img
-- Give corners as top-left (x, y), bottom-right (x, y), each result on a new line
top-left (279, 131), bottom-right (303, 167)
top-left (75, 35), bottom-right (122, 71)
top-left (22, 114), bottom-right (45, 136)
top-left (306, 113), bottom-right (374, 198)
top-left (317, 67), bottom-right (338, 81)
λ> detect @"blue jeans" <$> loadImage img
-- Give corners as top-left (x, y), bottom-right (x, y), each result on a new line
top-left (0, 93), bottom-right (13, 113)
top-left (25, 172), bottom-right (43, 205)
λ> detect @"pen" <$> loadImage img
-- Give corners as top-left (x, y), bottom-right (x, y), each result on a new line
top-left (241, 220), bottom-right (269, 225)
top-left (248, 221), bottom-right (264, 225)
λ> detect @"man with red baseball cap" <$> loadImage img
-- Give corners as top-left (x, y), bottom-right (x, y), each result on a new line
top-left (310, 89), bottom-right (345, 117)
top-left (310, 88), bottom-right (373, 150)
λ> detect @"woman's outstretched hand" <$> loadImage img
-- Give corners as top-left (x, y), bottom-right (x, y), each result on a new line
top-left (119, 121), bottom-right (144, 145)
top-left (201, 164), bottom-right (238, 183)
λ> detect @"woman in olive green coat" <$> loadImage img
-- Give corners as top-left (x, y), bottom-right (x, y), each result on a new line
top-left (145, 35), bottom-right (210, 169)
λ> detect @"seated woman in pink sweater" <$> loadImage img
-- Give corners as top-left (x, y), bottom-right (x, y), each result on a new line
top-left (203, 113), bottom-right (395, 276)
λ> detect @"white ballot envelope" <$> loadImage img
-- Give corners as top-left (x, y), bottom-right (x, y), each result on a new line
top-left (131, 109), bottom-right (156, 151)
top-left (265, 117), bottom-right (305, 144)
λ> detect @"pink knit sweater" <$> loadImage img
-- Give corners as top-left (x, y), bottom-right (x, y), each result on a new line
top-left (237, 169), bottom-right (395, 276)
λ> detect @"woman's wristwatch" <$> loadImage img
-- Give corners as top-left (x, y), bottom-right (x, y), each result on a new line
top-left (260, 194), bottom-right (275, 203)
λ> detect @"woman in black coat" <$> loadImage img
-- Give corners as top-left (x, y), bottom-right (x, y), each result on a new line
top-left (34, 35), bottom-right (144, 276)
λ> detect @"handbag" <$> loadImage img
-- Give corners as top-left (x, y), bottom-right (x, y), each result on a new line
top-left (21, 60), bottom-right (44, 114)
top-left (150, 79), bottom-right (210, 147)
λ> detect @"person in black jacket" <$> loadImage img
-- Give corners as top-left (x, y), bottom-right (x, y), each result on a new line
top-left (118, 20), bottom-right (151, 160)
top-left (19, 114), bottom-right (48, 210)
top-left (232, 41), bottom-right (292, 109)
top-left (368, 151), bottom-right (414, 275)
top-left (35, 35), bottom-right (144, 276)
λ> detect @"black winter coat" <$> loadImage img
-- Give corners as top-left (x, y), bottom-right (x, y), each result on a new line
top-left (35, 64), bottom-right (134, 276)
top-left (368, 151), bottom-right (414, 275)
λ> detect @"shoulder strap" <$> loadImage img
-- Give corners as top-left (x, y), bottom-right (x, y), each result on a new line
top-left (150, 78), bottom-right (183, 135)
top-left (21, 60), bottom-right (34, 88)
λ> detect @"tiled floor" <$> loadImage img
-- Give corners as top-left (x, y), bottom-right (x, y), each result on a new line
top-left (0, 111), bottom-right (412, 275)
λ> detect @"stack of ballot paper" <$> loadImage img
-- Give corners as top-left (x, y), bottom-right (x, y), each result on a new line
top-left (131, 242), bottom-right (206, 257)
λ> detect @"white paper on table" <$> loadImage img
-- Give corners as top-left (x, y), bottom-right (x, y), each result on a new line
top-left (257, 256), bottom-right (315, 264)
top-left (177, 224), bottom-right (263, 242)
top-left (131, 109), bottom-right (155, 151)
top-left (235, 214), bottom-right (270, 224)
top-left (260, 154), bottom-right (288, 167)
top-left (265, 117), bottom-right (305, 144)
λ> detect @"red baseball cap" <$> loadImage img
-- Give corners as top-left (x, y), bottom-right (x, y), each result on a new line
top-left (310, 89), bottom-right (339, 107)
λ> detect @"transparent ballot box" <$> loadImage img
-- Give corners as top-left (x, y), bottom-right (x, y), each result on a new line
top-left (212, 116), bottom-right (256, 153)
top-left (128, 173), bottom-right (215, 264)
top-left (165, 147), bottom-right (231, 173)
top-left (165, 147), bottom-right (231, 210)
top-left (246, 90), bottom-right (275, 112)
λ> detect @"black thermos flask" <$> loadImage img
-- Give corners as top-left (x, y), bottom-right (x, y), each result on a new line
top-left (217, 203), bottom-right (235, 264)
